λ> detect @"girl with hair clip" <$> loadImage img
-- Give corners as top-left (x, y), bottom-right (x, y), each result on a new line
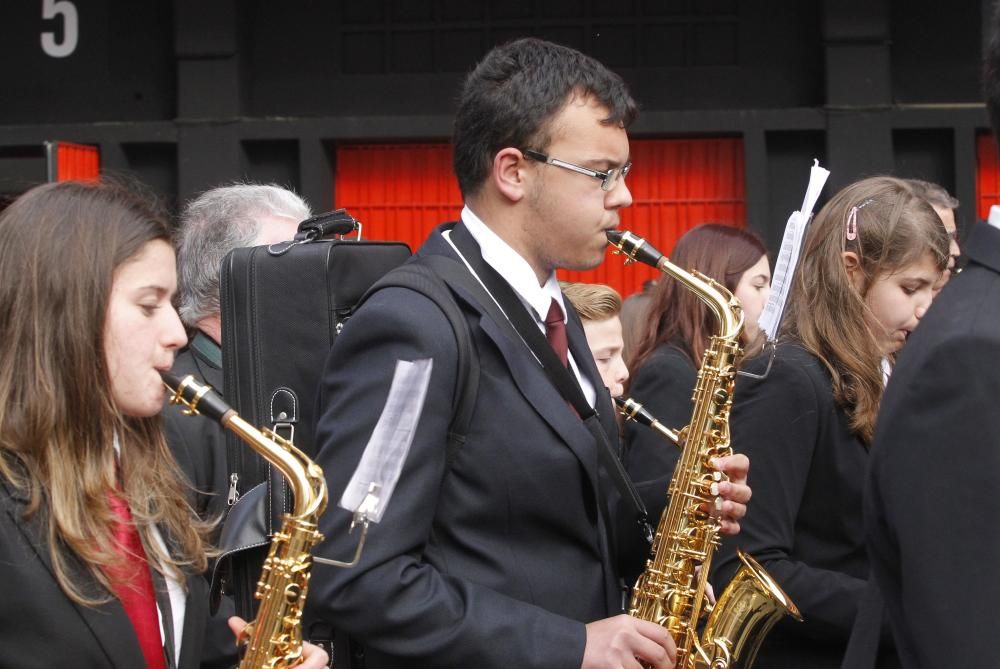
top-left (710, 175), bottom-right (949, 669)
top-left (622, 223), bottom-right (770, 535)
top-left (0, 180), bottom-right (327, 669)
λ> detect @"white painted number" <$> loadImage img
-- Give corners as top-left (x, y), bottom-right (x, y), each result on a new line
top-left (41, 0), bottom-right (79, 58)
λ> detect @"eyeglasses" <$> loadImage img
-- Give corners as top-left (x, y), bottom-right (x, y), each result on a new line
top-left (522, 149), bottom-right (632, 192)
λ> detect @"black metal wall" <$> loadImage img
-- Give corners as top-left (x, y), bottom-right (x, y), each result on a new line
top-left (0, 0), bottom-right (991, 251)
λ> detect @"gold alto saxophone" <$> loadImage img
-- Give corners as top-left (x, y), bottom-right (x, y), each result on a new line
top-left (607, 230), bottom-right (801, 669)
top-left (162, 371), bottom-right (329, 669)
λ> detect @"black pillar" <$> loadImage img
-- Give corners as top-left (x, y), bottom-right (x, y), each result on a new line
top-left (824, 0), bottom-right (893, 190)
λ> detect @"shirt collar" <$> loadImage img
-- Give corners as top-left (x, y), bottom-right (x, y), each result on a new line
top-left (191, 331), bottom-right (222, 368)
top-left (988, 205), bottom-right (1000, 231)
top-left (460, 205), bottom-right (567, 324)
top-left (881, 356), bottom-right (892, 386)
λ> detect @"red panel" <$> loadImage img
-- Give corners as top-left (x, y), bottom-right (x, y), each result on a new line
top-left (563, 138), bottom-right (746, 297)
top-left (334, 138), bottom-right (745, 298)
top-left (335, 144), bottom-right (462, 250)
top-left (977, 132), bottom-right (1000, 220)
top-left (56, 142), bottom-right (100, 182)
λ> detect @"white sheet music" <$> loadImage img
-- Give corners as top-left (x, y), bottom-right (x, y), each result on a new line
top-left (339, 358), bottom-right (433, 523)
top-left (758, 160), bottom-right (830, 340)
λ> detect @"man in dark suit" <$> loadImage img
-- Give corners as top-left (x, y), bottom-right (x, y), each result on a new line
top-left (304, 38), bottom-right (751, 669)
top-left (163, 183), bottom-right (308, 668)
top-left (845, 10), bottom-right (1000, 667)
top-left (165, 183), bottom-right (309, 522)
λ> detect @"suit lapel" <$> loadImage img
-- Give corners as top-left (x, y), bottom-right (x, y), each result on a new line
top-left (176, 575), bottom-right (209, 669)
top-left (471, 297), bottom-right (602, 484)
top-left (0, 479), bottom-right (146, 669)
top-left (422, 224), bottom-right (603, 489)
top-left (565, 305), bottom-right (619, 441)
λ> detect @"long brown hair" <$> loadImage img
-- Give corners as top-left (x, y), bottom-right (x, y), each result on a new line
top-left (0, 179), bottom-right (212, 605)
top-left (628, 223), bottom-right (767, 383)
top-left (785, 175), bottom-right (949, 443)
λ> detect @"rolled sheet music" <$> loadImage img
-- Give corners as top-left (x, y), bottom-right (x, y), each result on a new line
top-left (757, 160), bottom-right (830, 341)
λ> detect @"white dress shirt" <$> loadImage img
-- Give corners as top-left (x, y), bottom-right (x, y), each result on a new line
top-left (443, 206), bottom-right (597, 407)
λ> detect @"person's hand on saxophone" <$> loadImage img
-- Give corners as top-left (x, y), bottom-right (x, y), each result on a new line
top-left (228, 617), bottom-right (330, 669)
top-left (712, 453), bottom-right (751, 536)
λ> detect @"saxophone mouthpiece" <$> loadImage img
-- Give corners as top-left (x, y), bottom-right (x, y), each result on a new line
top-left (614, 396), bottom-right (654, 426)
top-left (606, 229), bottom-right (664, 268)
top-left (614, 396), bottom-right (681, 447)
top-left (159, 370), bottom-right (185, 391)
top-left (159, 370), bottom-right (233, 423)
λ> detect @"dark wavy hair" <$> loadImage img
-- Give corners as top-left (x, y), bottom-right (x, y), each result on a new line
top-left (627, 223), bottom-right (767, 385)
top-left (453, 37), bottom-right (637, 197)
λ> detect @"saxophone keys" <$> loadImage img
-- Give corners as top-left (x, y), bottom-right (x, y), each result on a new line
top-left (284, 582), bottom-right (302, 605)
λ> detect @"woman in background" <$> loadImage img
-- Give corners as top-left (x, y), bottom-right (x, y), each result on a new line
top-left (623, 223), bottom-right (770, 523)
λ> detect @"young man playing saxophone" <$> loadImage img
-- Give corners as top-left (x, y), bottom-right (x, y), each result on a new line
top-left (304, 38), bottom-right (751, 669)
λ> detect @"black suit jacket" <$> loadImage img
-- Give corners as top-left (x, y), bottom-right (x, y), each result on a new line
top-left (712, 343), bottom-right (895, 669)
top-left (162, 336), bottom-right (239, 669)
top-left (621, 342), bottom-right (695, 583)
top-left (853, 220), bottom-right (1000, 668)
top-left (304, 222), bottom-right (633, 669)
top-left (163, 335), bottom-right (229, 526)
top-left (0, 478), bottom-right (209, 669)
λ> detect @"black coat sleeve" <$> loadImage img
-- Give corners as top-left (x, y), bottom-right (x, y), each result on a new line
top-left (867, 332), bottom-right (1000, 667)
top-left (304, 288), bottom-right (585, 669)
top-left (623, 346), bottom-right (697, 521)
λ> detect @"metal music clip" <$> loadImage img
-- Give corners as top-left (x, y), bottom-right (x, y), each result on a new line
top-left (736, 339), bottom-right (778, 380)
top-left (313, 482), bottom-right (380, 569)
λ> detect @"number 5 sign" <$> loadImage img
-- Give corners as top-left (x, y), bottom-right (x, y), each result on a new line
top-left (41, 0), bottom-right (78, 58)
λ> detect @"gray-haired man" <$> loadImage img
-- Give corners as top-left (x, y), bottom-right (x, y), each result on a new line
top-left (164, 183), bottom-right (309, 668)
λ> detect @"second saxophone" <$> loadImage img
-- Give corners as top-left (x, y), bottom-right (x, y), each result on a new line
top-left (162, 372), bottom-right (327, 669)
top-left (608, 230), bottom-right (801, 669)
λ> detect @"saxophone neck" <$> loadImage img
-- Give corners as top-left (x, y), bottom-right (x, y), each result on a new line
top-left (162, 372), bottom-right (327, 520)
top-left (663, 259), bottom-right (743, 342)
top-left (606, 230), bottom-right (743, 341)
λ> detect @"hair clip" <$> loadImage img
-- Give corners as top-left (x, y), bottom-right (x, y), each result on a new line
top-left (845, 199), bottom-right (875, 242)
top-left (845, 207), bottom-right (858, 241)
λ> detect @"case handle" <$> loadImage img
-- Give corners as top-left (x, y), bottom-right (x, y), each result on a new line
top-left (295, 209), bottom-right (361, 241)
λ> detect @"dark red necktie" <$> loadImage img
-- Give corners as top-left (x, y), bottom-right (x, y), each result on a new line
top-left (544, 298), bottom-right (569, 367)
top-left (106, 488), bottom-right (166, 669)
